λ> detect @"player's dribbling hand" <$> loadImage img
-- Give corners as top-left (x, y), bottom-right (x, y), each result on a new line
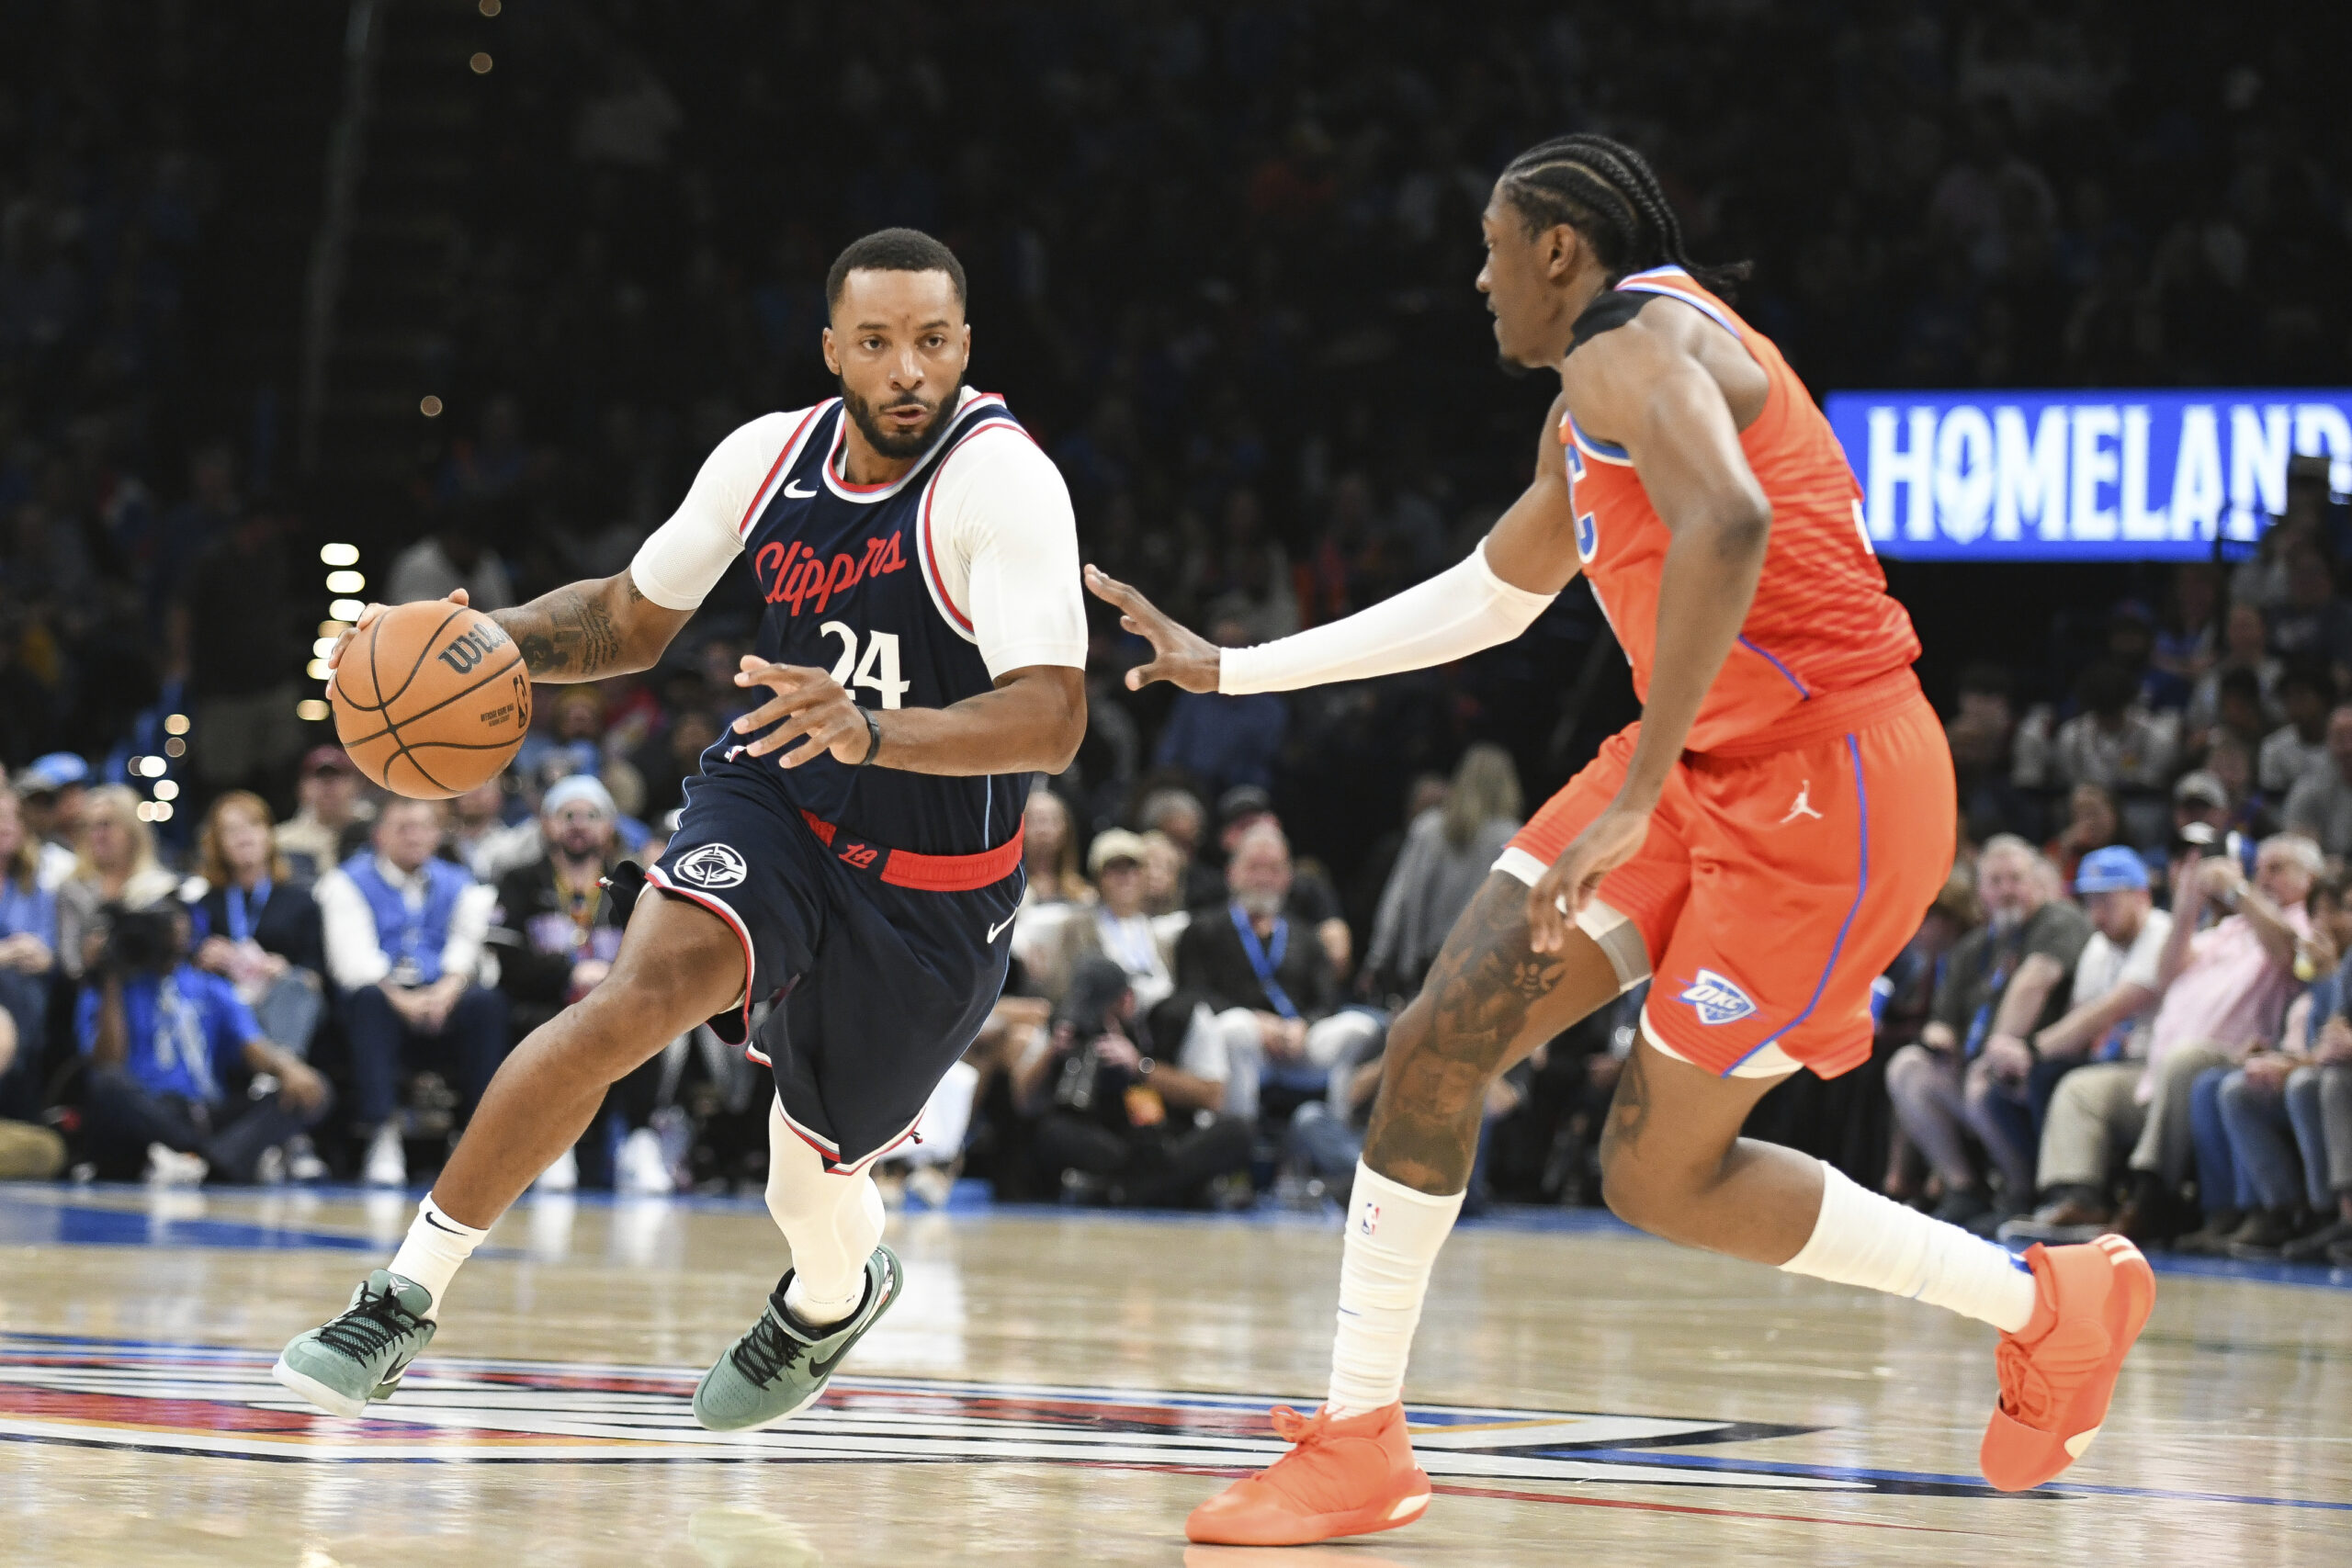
top-left (324, 589), bottom-right (469, 673)
top-left (1526, 805), bottom-right (1652, 954)
top-left (733, 657), bottom-right (877, 768)
top-left (1082, 565), bottom-right (1220, 693)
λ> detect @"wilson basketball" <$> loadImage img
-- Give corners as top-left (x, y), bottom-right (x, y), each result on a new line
top-left (329, 601), bottom-right (532, 798)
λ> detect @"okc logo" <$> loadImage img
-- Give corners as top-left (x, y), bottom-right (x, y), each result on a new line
top-left (673, 844), bottom-right (749, 889)
top-left (1677, 968), bottom-right (1758, 1026)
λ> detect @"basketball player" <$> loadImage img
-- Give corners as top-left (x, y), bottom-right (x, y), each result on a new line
top-left (274, 229), bottom-right (1086, 1431)
top-left (1092, 137), bottom-right (2154, 1546)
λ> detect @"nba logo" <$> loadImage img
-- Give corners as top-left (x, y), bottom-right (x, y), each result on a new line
top-left (1358, 1201), bottom-right (1381, 1236)
top-left (1677, 968), bottom-right (1758, 1026)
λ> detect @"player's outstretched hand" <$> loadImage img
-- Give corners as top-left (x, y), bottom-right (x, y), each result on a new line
top-left (732, 656), bottom-right (878, 769)
top-left (1083, 565), bottom-right (1220, 693)
top-left (1526, 805), bottom-right (1652, 954)
top-left (323, 589), bottom-right (469, 674)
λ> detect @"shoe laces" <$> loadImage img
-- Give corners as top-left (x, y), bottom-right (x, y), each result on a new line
top-left (1269, 1404), bottom-right (1332, 1447)
top-left (1994, 1337), bottom-right (2055, 1426)
top-left (731, 1306), bottom-right (818, 1388)
top-left (315, 1280), bottom-right (426, 1362)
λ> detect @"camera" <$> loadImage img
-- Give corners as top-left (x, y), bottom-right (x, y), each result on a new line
top-left (2175, 820), bottom-right (2244, 863)
top-left (94, 905), bottom-right (183, 977)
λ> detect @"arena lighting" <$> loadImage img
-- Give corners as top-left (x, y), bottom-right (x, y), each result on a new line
top-left (479, 0), bottom-right (500, 15)
top-left (313, 637), bottom-right (341, 660)
top-left (307, 659), bottom-right (331, 681)
top-left (330, 597), bottom-right (367, 619)
top-left (325, 570), bottom-right (366, 594)
top-left (133, 802), bottom-right (155, 822)
top-left (321, 543), bottom-right (359, 567)
top-left (1826, 387), bottom-right (2352, 559)
top-left (163, 713), bottom-right (190, 736)
top-left (153, 780), bottom-right (179, 803)
top-left (420, 394), bottom-right (445, 417)
top-left (319, 620), bottom-right (353, 638)
top-left (163, 738), bottom-right (186, 758)
top-left (137, 756), bottom-right (166, 779)
top-left (296, 698), bottom-right (332, 722)
top-left (469, 51), bottom-right (492, 73)
top-left (151, 802), bottom-right (173, 823)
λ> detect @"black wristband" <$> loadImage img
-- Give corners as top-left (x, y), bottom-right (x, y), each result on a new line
top-left (854, 705), bottom-right (882, 769)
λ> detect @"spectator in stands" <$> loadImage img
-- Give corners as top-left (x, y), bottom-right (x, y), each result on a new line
top-left (1030, 955), bottom-right (1250, 1206)
top-left (73, 902), bottom-right (330, 1184)
top-left (2258, 663), bottom-right (2334, 795)
top-left (2283, 704), bottom-right (2352, 857)
top-left (1150, 613), bottom-right (1287, 797)
top-left (2269, 537), bottom-right (2352, 675)
top-left (2003, 848), bottom-right (2174, 1236)
top-left (2044, 782), bottom-right (2120, 890)
top-left (1363, 742), bottom-right (1523, 997)
top-left (0, 789), bottom-right (58, 1120)
top-left (2282, 1008), bottom-right (2352, 1265)
top-left (2194, 875), bottom-right (2352, 1258)
top-left (2016, 660), bottom-right (2178, 793)
top-left (187, 792), bottom-right (326, 1058)
top-left (1138, 786), bottom-right (1221, 908)
top-left (55, 785), bottom-right (179, 982)
top-left (1172, 822), bottom-right (1382, 1129)
top-left (275, 748), bottom-right (370, 883)
top-left (1019, 786), bottom-right (1091, 908)
top-left (386, 525), bottom-right (515, 611)
top-left (489, 775), bottom-right (664, 1192)
top-left (316, 798), bottom-right (504, 1188)
top-left (1136, 829), bottom-right (1193, 918)
top-left (447, 781), bottom-right (511, 882)
top-left (2183, 601), bottom-right (2278, 738)
top-left (1030, 829), bottom-right (1179, 1010)
top-left (2171, 770), bottom-right (2232, 840)
top-left (1217, 785), bottom-right (1352, 976)
top-left (1945, 663), bottom-right (2029, 840)
top-left (1885, 836), bottom-right (2091, 1226)
top-left (14, 753), bottom-right (87, 887)
top-left (2037, 833), bottom-right (2318, 1243)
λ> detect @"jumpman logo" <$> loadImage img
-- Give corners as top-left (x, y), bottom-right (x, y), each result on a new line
top-left (1781, 781), bottom-right (1824, 824)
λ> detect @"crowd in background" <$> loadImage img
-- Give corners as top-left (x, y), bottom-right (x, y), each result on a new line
top-left (2, 3), bottom-right (2352, 1261)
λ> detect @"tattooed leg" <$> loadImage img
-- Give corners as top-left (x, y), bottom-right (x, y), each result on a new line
top-left (1596, 1039), bottom-right (1822, 1264)
top-left (1361, 873), bottom-right (1623, 1195)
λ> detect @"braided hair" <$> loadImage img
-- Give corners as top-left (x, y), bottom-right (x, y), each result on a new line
top-left (1497, 134), bottom-right (1750, 301)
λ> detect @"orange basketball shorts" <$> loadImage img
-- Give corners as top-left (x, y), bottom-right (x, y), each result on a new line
top-left (1498, 669), bottom-right (1955, 1079)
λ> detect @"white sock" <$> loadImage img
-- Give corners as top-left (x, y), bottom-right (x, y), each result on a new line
top-left (1781, 1159), bottom-right (2039, 1332)
top-left (387, 1196), bottom-right (488, 1319)
top-left (1327, 1160), bottom-right (1464, 1417)
top-left (765, 1100), bottom-right (886, 1328)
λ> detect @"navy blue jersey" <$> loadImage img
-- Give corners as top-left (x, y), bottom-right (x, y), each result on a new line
top-left (718, 393), bottom-right (1034, 858)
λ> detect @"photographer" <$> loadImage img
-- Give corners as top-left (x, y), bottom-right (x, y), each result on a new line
top-left (1031, 956), bottom-right (1250, 1207)
top-left (73, 903), bottom-right (332, 1183)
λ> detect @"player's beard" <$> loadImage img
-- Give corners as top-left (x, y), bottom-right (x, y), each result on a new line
top-left (841, 374), bottom-right (962, 460)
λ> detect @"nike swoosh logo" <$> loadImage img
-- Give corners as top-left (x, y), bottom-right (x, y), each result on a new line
top-left (986, 913), bottom-right (1016, 942)
top-left (783, 479), bottom-right (819, 498)
top-left (422, 1213), bottom-right (467, 1236)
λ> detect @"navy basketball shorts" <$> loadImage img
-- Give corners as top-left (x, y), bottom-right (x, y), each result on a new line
top-left (648, 762), bottom-right (1020, 1171)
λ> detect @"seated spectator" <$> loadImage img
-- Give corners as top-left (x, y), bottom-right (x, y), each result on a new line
top-left (2282, 1002), bottom-right (2352, 1265)
top-left (1020, 784), bottom-right (1091, 908)
top-left (187, 791), bottom-right (327, 1058)
top-left (447, 780), bottom-right (512, 882)
top-left (2183, 601), bottom-right (2279, 738)
top-left (1138, 785), bottom-right (1224, 908)
top-left (14, 752), bottom-right (88, 888)
top-left (2256, 662), bottom-right (2333, 795)
top-left (2197, 874), bottom-right (2352, 1258)
top-left (1150, 614), bottom-right (1288, 798)
top-left (2034, 833), bottom-right (2318, 1243)
top-left (1886, 836), bottom-right (2091, 1226)
top-left (56, 784), bottom-right (181, 982)
top-left (0, 788), bottom-right (58, 1122)
top-left (72, 903), bottom-right (331, 1183)
top-left (316, 798), bottom-right (505, 1187)
top-left (276, 747), bottom-right (371, 883)
top-left (1362, 742), bottom-right (1523, 998)
top-left (1172, 822), bottom-right (1384, 1129)
top-left (2002, 848), bottom-right (2175, 1237)
top-left (2283, 704), bottom-right (2352, 857)
top-left (1136, 829), bottom-right (1193, 918)
top-left (488, 775), bottom-right (663, 1192)
top-left (1028, 829), bottom-right (1181, 1010)
top-left (1879, 876), bottom-right (1986, 1204)
top-left (386, 524), bottom-right (515, 610)
top-left (1029, 956), bottom-right (1250, 1206)
top-left (2043, 782), bottom-right (2120, 890)
top-left (1217, 784), bottom-right (1351, 976)
top-left (2014, 661), bottom-right (2177, 793)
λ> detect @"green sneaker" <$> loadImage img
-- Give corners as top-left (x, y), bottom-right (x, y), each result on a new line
top-left (271, 1269), bottom-right (438, 1417)
top-left (694, 1245), bottom-right (901, 1432)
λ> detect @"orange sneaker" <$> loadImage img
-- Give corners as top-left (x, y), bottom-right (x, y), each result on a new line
top-left (1184, 1403), bottom-right (1432, 1546)
top-left (1980, 1235), bottom-right (2155, 1492)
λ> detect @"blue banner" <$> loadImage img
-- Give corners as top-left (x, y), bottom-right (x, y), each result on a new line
top-left (1823, 389), bottom-right (2352, 559)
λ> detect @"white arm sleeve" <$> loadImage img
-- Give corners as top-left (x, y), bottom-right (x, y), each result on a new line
top-left (1217, 539), bottom-right (1555, 694)
top-left (628, 410), bottom-right (815, 611)
top-left (933, 427), bottom-right (1088, 677)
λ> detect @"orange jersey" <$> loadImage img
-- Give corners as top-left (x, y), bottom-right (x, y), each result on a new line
top-left (1560, 266), bottom-right (1920, 753)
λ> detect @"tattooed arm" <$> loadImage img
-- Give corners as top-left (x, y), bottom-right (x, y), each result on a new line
top-left (491, 570), bottom-right (692, 683)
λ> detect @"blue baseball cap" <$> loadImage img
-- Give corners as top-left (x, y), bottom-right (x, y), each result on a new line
top-left (16, 753), bottom-right (89, 795)
top-left (2074, 845), bottom-right (2149, 895)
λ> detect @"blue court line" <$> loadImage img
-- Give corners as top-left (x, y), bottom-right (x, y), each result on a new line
top-left (1560, 1447), bottom-right (2352, 1511)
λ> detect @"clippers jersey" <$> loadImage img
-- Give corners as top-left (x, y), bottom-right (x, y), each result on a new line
top-left (724, 393), bottom-right (1033, 858)
top-left (1560, 265), bottom-right (1920, 753)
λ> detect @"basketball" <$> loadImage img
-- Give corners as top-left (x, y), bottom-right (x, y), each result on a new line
top-left (328, 600), bottom-right (532, 798)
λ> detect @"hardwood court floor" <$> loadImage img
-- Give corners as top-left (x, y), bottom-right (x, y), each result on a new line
top-left (2, 1185), bottom-right (2346, 1566)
